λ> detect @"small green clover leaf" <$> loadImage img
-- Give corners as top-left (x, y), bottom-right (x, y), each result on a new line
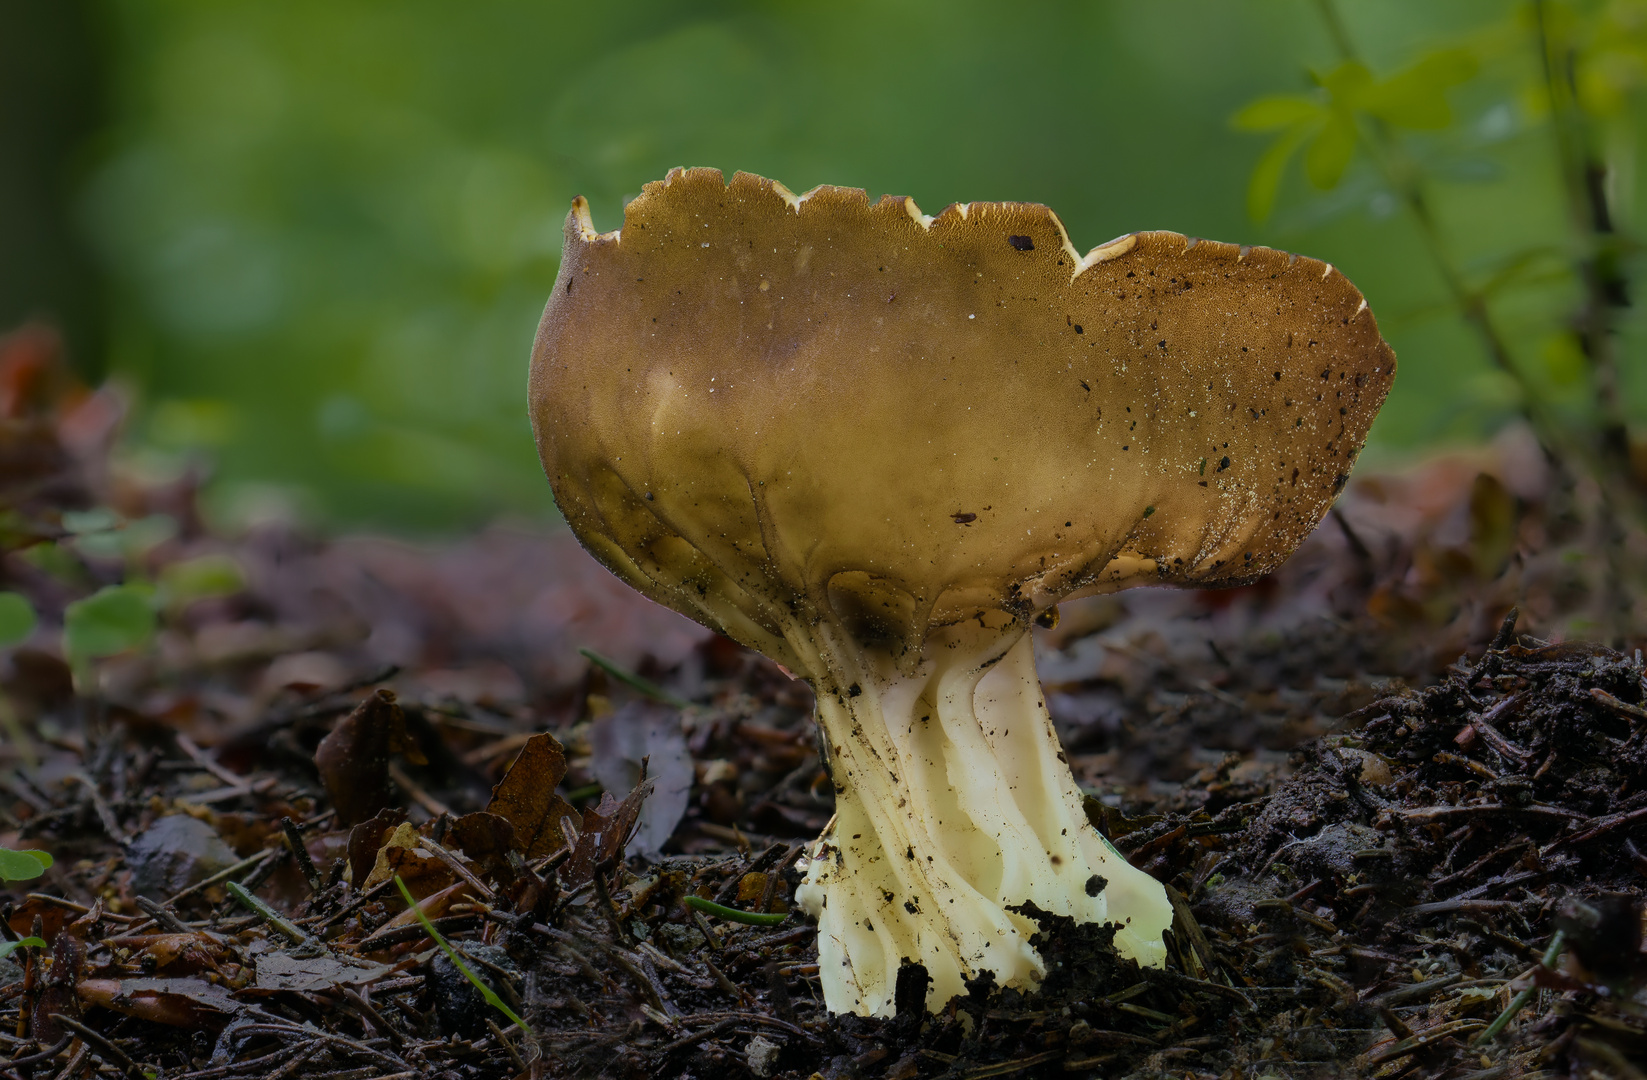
top-left (0, 592), bottom-right (36, 648)
top-left (0, 846), bottom-right (53, 881)
top-left (158, 554), bottom-right (245, 610)
top-left (63, 584), bottom-right (157, 666)
top-left (0, 936), bottom-right (47, 962)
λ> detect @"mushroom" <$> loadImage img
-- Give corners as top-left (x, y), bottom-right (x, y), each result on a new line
top-left (530, 168), bottom-right (1395, 1016)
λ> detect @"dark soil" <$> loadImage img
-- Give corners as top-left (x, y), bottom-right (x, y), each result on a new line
top-left (1, 331), bottom-right (1645, 1080)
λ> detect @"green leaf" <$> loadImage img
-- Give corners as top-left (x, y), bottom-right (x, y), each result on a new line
top-left (0, 592), bottom-right (36, 647)
top-left (0, 846), bottom-right (53, 881)
top-left (159, 554), bottom-right (246, 609)
top-left (1317, 59), bottom-right (1375, 103)
top-left (1542, 334), bottom-right (1588, 387)
top-left (1246, 123), bottom-right (1313, 223)
top-left (1359, 49), bottom-right (1477, 130)
top-left (1230, 95), bottom-right (1322, 131)
top-left (0, 936), bottom-right (47, 961)
top-left (63, 584), bottom-right (157, 663)
top-left (61, 508), bottom-right (121, 535)
top-left (1409, 48), bottom-right (1478, 89)
top-left (1304, 112), bottom-right (1358, 189)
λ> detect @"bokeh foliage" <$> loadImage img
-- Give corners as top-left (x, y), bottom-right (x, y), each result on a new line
top-left (75, 0), bottom-right (1647, 530)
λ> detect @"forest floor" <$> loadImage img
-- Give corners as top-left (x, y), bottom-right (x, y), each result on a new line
top-left (1, 330), bottom-right (1645, 1080)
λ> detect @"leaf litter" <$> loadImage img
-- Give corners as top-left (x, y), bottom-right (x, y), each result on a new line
top-left (0, 331), bottom-right (1644, 1078)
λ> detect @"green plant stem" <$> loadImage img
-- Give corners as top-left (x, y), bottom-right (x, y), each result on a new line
top-left (1474, 929), bottom-right (1565, 1044)
top-left (1310, 0), bottom-right (1358, 64)
top-left (1322, 10), bottom-right (1545, 416)
top-left (226, 881), bottom-right (312, 945)
top-left (394, 875), bottom-right (529, 1032)
top-left (1528, 1), bottom-right (1642, 640)
top-left (1310, 0), bottom-right (1610, 502)
top-left (578, 647), bottom-right (690, 709)
top-left (684, 894), bottom-right (788, 926)
top-left (1533, 0), bottom-right (1633, 458)
top-left (0, 694), bottom-right (37, 769)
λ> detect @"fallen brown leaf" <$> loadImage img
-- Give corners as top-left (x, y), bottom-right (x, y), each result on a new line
top-left (346, 807), bottom-right (407, 887)
top-left (484, 732), bottom-right (579, 859)
top-left (254, 951), bottom-right (390, 993)
top-left (314, 689), bottom-right (425, 827)
top-left (77, 976), bottom-right (241, 1028)
top-left (562, 765), bottom-right (652, 890)
top-left (105, 933), bottom-right (229, 977)
top-left (448, 811), bottom-right (518, 880)
top-left (361, 821), bottom-right (452, 895)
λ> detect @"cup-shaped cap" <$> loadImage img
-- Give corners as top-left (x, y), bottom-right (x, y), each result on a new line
top-left (531, 169), bottom-right (1394, 662)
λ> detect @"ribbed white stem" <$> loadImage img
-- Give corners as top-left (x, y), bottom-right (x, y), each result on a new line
top-left (793, 622), bottom-right (1171, 1016)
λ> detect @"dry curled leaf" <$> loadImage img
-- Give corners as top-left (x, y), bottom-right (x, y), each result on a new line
top-left (562, 766), bottom-right (652, 890)
top-left (106, 933), bottom-right (229, 977)
top-left (448, 811), bottom-right (518, 880)
top-left (346, 807), bottom-right (406, 887)
top-left (361, 821), bottom-right (450, 895)
top-left (76, 977), bottom-right (241, 1028)
top-left (484, 732), bottom-right (579, 859)
top-left (314, 689), bottom-right (424, 827)
top-left (358, 879), bottom-right (473, 949)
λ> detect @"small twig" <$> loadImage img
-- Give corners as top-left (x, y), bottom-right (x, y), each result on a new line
top-left (240, 1017), bottom-right (408, 1071)
top-left (0, 1034), bottom-right (71, 1069)
top-left (690, 908), bottom-right (722, 951)
top-left (1396, 803), bottom-right (1582, 821)
top-left (1588, 686), bottom-right (1647, 722)
top-left (1366, 1017), bottom-right (1487, 1066)
top-left (67, 774), bottom-right (127, 845)
top-left (263, 1041), bottom-right (324, 1080)
top-left (20, 895), bottom-right (136, 923)
top-left (386, 762), bottom-right (451, 818)
top-left (486, 1018), bottom-right (527, 1073)
top-left (143, 849), bottom-right (281, 926)
top-left (132, 896), bottom-right (190, 935)
top-left (415, 836), bottom-right (496, 900)
top-left (758, 844), bottom-right (803, 917)
top-left (592, 858), bottom-right (631, 945)
top-left (356, 913), bottom-right (478, 952)
top-left (46, 1016), bottom-right (142, 1080)
top-left (45, 1040), bottom-right (88, 1080)
top-left (1540, 804), bottom-right (1647, 855)
top-left (175, 734), bottom-right (252, 794)
top-left (702, 956), bottom-right (744, 1003)
top-left (309, 876), bottom-right (396, 930)
top-left (1405, 898), bottom-right (1531, 916)
top-left (282, 817), bottom-right (323, 895)
top-left (1365, 971), bottom-right (1463, 1008)
top-left (1475, 930), bottom-right (1566, 1044)
top-left (342, 988), bottom-right (403, 1048)
top-left (1465, 711), bottom-right (1531, 763)
top-left (167, 1042), bottom-right (307, 1080)
top-left (654, 1017), bottom-right (738, 1058)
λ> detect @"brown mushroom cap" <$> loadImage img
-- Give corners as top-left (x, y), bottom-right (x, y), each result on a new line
top-left (531, 168), bottom-right (1394, 664)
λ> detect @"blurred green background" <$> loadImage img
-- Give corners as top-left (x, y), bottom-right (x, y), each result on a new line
top-left (5, 0), bottom-right (1641, 532)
